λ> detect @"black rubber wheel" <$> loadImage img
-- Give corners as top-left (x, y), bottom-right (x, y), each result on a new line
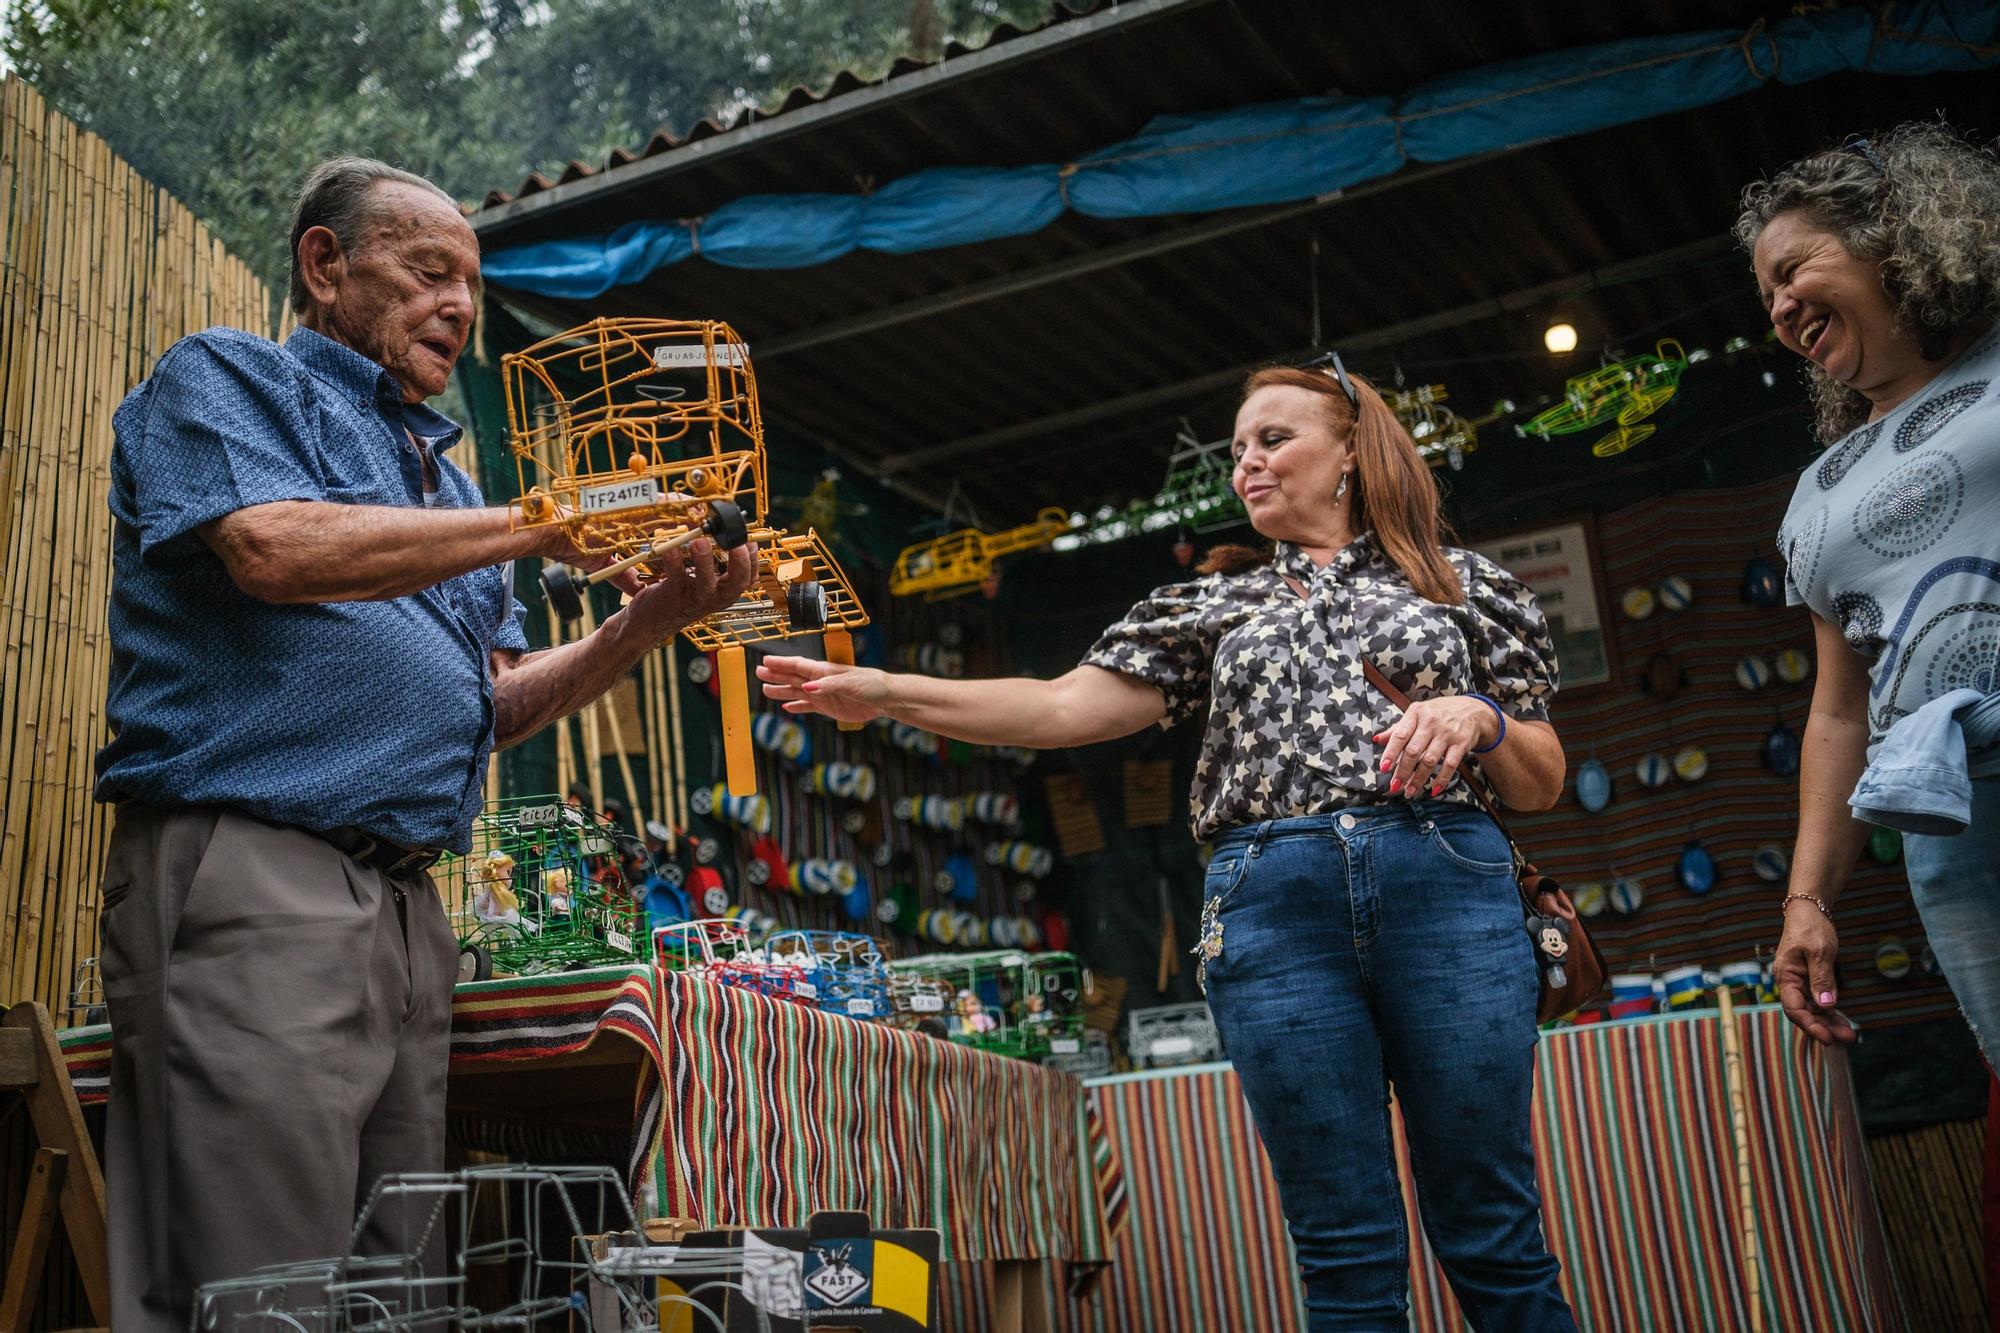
top-left (787, 580), bottom-right (828, 631)
top-left (704, 498), bottom-right (751, 549)
top-left (457, 944), bottom-right (493, 984)
top-left (85, 1005), bottom-right (108, 1026)
top-left (540, 564), bottom-right (586, 622)
top-left (916, 1017), bottom-right (950, 1041)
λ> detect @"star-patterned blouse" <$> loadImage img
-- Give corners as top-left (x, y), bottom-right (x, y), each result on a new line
top-left (1083, 533), bottom-right (1559, 841)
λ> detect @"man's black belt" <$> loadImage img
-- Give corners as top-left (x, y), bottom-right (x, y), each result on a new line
top-left (321, 825), bottom-right (446, 878)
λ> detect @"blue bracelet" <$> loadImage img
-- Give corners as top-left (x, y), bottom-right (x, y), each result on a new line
top-left (1468, 693), bottom-right (1506, 753)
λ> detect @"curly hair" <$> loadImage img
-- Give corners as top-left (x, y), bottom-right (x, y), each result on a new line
top-left (1734, 120), bottom-right (2000, 441)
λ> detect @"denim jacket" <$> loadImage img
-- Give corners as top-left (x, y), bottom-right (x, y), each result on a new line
top-left (1850, 690), bottom-right (2000, 835)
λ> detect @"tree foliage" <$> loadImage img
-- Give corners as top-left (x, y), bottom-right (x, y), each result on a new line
top-left (4, 0), bottom-right (1051, 288)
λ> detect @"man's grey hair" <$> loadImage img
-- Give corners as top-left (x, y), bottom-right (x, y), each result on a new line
top-left (287, 157), bottom-right (456, 315)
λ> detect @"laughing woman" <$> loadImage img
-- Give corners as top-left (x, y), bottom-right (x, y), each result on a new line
top-left (760, 361), bottom-right (1576, 1331)
top-left (1736, 122), bottom-right (2000, 1053)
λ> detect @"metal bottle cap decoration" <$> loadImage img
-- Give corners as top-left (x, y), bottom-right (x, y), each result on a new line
top-left (1868, 826), bottom-right (1902, 864)
top-left (1763, 720), bottom-right (1802, 777)
top-left (1576, 759), bottom-right (1613, 812)
top-left (1635, 753), bottom-right (1673, 788)
top-left (1875, 936), bottom-right (1912, 980)
top-left (1673, 746), bottom-right (1710, 782)
top-left (1678, 840), bottom-right (1718, 894)
top-left (1740, 555), bottom-right (1783, 607)
top-left (1642, 650), bottom-right (1688, 698)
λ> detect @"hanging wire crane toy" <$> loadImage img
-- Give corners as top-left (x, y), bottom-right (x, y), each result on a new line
top-left (888, 506), bottom-right (1071, 599)
top-left (503, 318), bottom-right (870, 797)
top-left (1051, 427), bottom-right (1244, 553)
top-left (1520, 339), bottom-right (1690, 458)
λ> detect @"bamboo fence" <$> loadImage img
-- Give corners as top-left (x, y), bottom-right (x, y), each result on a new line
top-left (0, 75), bottom-right (276, 1017)
top-left (1866, 1116), bottom-right (1987, 1331)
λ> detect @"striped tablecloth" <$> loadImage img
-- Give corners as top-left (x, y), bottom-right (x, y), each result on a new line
top-left (55, 965), bottom-right (663, 1108)
top-left (940, 1005), bottom-right (1905, 1332)
top-left (648, 966), bottom-right (1124, 1264)
top-left (59, 964), bottom-right (1123, 1266)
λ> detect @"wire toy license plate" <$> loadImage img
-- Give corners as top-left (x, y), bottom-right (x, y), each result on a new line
top-left (579, 478), bottom-right (663, 514)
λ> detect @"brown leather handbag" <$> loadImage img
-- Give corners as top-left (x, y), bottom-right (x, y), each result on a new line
top-left (1360, 656), bottom-right (1606, 1022)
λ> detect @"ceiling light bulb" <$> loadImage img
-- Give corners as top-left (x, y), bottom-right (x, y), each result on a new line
top-left (1544, 322), bottom-right (1578, 355)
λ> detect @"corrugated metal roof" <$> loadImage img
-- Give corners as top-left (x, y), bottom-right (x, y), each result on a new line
top-left (466, 0), bottom-right (2000, 520)
top-left (472, 0), bottom-right (1140, 222)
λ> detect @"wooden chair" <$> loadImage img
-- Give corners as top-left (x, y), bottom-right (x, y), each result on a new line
top-left (1, 1002), bottom-right (109, 1331)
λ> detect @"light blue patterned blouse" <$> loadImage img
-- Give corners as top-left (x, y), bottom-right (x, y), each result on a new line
top-left (1778, 322), bottom-right (2000, 758)
top-left (95, 326), bottom-right (528, 851)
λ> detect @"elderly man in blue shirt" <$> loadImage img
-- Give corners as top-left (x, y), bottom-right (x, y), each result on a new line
top-left (93, 156), bottom-right (753, 1330)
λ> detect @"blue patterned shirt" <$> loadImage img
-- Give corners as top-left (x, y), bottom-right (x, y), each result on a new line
top-left (95, 326), bottom-right (528, 851)
top-left (1778, 322), bottom-right (2000, 758)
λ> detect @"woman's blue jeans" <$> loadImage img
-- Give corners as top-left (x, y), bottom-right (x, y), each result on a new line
top-left (1906, 774), bottom-right (2000, 1061)
top-left (1201, 803), bottom-right (1576, 1333)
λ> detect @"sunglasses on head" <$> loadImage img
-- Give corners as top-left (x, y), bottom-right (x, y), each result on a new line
top-left (1841, 135), bottom-right (1888, 177)
top-left (1299, 350), bottom-right (1360, 410)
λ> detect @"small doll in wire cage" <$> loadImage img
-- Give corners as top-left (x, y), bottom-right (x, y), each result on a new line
top-left (469, 851), bottom-right (520, 925)
top-left (956, 989), bottom-right (997, 1034)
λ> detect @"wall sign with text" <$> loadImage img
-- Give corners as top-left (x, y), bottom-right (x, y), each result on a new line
top-left (1472, 519), bottom-right (1613, 689)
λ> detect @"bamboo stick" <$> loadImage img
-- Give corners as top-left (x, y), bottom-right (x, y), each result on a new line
top-left (581, 621), bottom-right (604, 811)
top-left (644, 650), bottom-right (669, 849)
top-left (0, 85), bottom-right (46, 990)
top-left (30, 110), bottom-right (95, 1006)
top-left (5, 100), bottom-right (80, 1000)
top-left (574, 596), bottom-right (646, 824)
top-left (545, 598), bottom-right (572, 800)
top-left (72, 136), bottom-right (132, 1000)
top-left (666, 640), bottom-right (688, 842)
top-left (656, 647), bottom-right (677, 846)
top-left (40, 127), bottom-right (108, 1007)
top-left (1715, 988), bottom-right (1764, 1333)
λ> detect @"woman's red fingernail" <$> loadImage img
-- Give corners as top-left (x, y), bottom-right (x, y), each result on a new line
top-left (1388, 778), bottom-right (1402, 793)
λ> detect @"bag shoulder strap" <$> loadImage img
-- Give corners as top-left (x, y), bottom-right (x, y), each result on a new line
top-left (1277, 570), bottom-right (1528, 861)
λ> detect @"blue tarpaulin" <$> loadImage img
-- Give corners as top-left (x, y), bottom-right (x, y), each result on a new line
top-left (481, 1), bottom-right (1999, 298)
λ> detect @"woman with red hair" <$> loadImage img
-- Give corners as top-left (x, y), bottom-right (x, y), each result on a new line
top-left (762, 359), bottom-right (1574, 1330)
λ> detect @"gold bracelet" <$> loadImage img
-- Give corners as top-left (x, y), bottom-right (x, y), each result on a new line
top-left (1781, 892), bottom-right (1831, 920)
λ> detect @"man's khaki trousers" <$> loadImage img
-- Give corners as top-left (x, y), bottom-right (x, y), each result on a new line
top-left (99, 804), bottom-right (457, 1333)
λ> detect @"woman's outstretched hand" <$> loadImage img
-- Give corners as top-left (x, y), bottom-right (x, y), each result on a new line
top-left (756, 654), bottom-right (891, 725)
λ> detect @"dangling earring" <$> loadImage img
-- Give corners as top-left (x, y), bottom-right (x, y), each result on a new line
top-left (1335, 472), bottom-right (1349, 502)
